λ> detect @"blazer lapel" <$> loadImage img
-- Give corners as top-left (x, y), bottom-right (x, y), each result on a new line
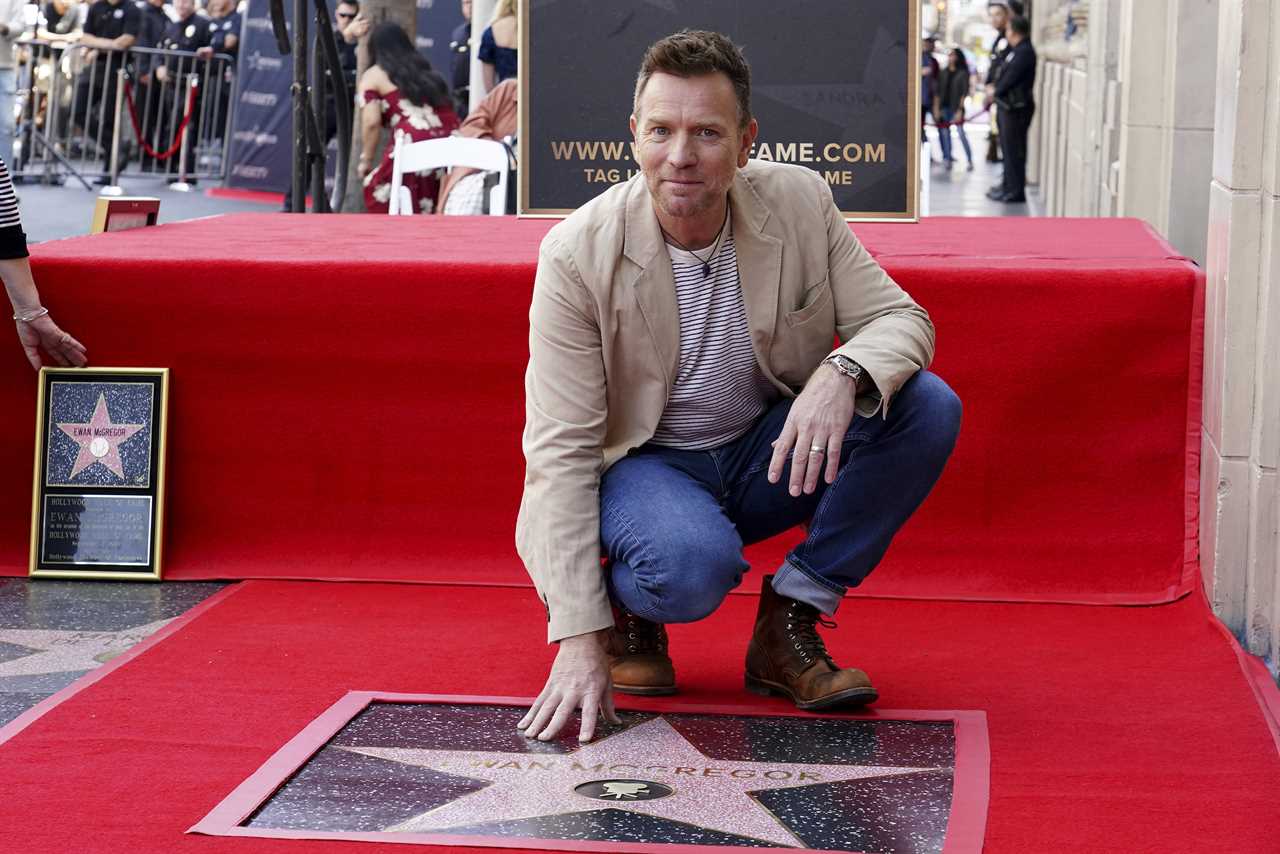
top-left (623, 180), bottom-right (680, 386)
top-left (729, 171), bottom-right (783, 360)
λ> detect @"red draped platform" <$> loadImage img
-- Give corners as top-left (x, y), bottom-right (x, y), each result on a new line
top-left (4, 214), bottom-right (1202, 605)
top-left (5, 214), bottom-right (1279, 854)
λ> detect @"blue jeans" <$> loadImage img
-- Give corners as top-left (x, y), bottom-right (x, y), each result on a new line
top-left (938, 106), bottom-right (972, 165)
top-left (599, 371), bottom-right (961, 622)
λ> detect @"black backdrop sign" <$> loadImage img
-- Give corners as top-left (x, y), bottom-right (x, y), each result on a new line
top-left (226, 0), bottom-right (292, 191)
top-left (228, 0), bottom-right (462, 193)
top-left (520, 0), bottom-right (918, 220)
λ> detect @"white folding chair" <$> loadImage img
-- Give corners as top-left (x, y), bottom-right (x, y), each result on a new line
top-left (388, 133), bottom-right (511, 216)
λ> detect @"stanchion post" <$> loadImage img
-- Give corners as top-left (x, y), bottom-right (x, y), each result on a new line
top-left (41, 48), bottom-right (62, 180)
top-left (169, 73), bottom-right (198, 193)
top-left (100, 67), bottom-right (126, 197)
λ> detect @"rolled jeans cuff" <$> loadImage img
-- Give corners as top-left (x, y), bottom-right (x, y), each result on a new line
top-left (772, 558), bottom-right (845, 616)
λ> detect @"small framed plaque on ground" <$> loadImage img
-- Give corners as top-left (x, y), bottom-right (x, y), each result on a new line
top-left (29, 367), bottom-right (169, 580)
top-left (90, 197), bottom-right (161, 234)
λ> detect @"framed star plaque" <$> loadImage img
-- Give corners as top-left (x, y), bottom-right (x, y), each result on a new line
top-left (29, 367), bottom-right (169, 580)
top-left (191, 693), bottom-right (990, 853)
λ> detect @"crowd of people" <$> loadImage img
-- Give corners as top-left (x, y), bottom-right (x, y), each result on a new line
top-left (921, 1), bottom-right (1037, 203)
top-left (10, 0), bottom-right (513, 210)
top-left (349, 0), bottom-right (516, 214)
top-left (12, 0), bottom-right (243, 183)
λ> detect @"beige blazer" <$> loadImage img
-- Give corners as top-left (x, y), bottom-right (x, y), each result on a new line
top-left (517, 160), bottom-right (935, 642)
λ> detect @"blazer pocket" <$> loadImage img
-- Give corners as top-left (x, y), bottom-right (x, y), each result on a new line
top-left (784, 281), bottom-right (833, 327)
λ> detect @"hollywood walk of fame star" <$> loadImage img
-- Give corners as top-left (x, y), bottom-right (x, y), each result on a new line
top-left (0, 619), bottom-right (171, 678)
top-left (56, 393), bottom-right (145, 480)
top-left (341, 715), bottom-right (938, 847)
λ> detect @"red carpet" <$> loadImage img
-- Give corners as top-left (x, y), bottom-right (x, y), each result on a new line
top-left (0, 580), bottom-right (1275, 853)
top-left (3, 215), bottom-right (1272, 853)
top-left (2, 215), bottom-right (1202, 607)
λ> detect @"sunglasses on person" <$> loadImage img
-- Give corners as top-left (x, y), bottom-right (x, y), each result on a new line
top-left (337, 11), bottom-right (356, 19)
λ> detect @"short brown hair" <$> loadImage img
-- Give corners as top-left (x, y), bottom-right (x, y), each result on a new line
top-left (634, 30), bottom-right (752, 129)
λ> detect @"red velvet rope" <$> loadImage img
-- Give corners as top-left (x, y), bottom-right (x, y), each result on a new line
top-left (122, 77), bottom-right (197, 161)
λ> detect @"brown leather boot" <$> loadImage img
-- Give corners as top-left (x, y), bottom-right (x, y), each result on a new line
top-left (605, 605), bottom-right (676, 695)
top-left (744, 576), bottom-right (878, 710)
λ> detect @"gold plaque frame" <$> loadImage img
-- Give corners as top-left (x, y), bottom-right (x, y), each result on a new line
top-left (90, 197), bottom-right (161, 234)
top-left (29, 367), bottom-right (170, 581)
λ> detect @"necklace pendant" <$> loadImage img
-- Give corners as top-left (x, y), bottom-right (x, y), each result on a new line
top-left (701, 262), bottom-right (711, 277)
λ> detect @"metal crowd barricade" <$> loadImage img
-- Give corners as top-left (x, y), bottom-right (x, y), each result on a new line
top-left (13, 40), bottom-right (237, 186)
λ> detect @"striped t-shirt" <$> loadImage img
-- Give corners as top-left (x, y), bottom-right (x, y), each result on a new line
top-left (0, 157), bottom-right (28, 260)
top-left (649, 219), bottom-right (776, 450)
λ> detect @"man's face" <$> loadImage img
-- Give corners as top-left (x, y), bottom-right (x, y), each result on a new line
top-left (336, 3), bottom-right (358, 31)
top-left (147, 0), bottom-right (163, 8)
top-left (174, 0), bottom-right (194, 19)
top-left (208, 0), bottom-right (230, 16)
top-left (461, 0), bottom-right (471, 21)
top-left (630, 71), bottom-right (757, 222)
top-left (988, 6), bottom-right (1008, 30)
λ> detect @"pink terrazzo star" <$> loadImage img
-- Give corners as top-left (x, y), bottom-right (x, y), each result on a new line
top-left (56, 393), bottom-right (144, 480)
top-left (343, 716), bottom-right (937, 846)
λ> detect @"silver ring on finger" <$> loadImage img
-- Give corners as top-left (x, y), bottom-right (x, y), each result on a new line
top-left (809, 445), bottom-right (825, 454)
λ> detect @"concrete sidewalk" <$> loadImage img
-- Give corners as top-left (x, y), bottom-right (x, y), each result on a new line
top-left (15, 176), bottom-right (280, 245)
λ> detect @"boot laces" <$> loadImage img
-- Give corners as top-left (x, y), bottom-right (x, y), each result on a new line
top-left (624, 614), bottom-right (668, 656)
top-left (785, 601), bottom-right (837, 667)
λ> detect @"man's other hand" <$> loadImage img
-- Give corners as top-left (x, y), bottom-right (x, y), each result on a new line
top-left (767, 362), bottom-right (857, 496)
top-left (518, 629), bottom-right (619, 743)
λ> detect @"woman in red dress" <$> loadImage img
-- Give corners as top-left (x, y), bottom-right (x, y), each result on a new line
top-left (357, 23), bottom-right (460, 214)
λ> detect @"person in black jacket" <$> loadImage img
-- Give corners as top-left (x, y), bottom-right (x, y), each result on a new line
top-left (982, 2), bottom-right (1011, 168)
top-left (71, 0), bottom-right (140, 180)
top-left (153, 0), bottom-right (209, 181)
top-left (449, 0), bottom-right (471, 119)
top-left (133, 0), bottom-right (170, 174)
top-left (936, 48), bottom-right (973, 171)
top-left (989, 15), bottom-right (1035, 203)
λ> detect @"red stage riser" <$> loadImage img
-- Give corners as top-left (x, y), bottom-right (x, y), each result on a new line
top-left (2, 216), bottom-right (1202, 607)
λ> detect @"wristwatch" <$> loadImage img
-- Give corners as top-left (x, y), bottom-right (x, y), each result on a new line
top-left (823, 354), bottom-right (866, 388)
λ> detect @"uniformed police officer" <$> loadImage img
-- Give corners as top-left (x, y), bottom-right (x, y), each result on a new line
top-left (72, 0), bottom-right (141, 180)
top-left (196, 0), bottom-right (241, 141)
top-left (134, 0), bottom-right (170, 173)
top-left (135, 0), bottom-right (168, 54)
top-left (153, 0), bottom-right (208, 180)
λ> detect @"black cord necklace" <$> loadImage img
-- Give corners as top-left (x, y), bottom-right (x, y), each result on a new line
top-left (661, 205), bottom-right (729, 278)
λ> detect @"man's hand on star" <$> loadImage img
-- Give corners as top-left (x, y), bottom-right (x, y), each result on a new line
top-left (518, 629), bottom-right (619, 743)
top-left (768, 362), bottom-right (858, 497)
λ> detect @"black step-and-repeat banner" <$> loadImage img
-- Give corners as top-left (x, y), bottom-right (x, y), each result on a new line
top-left (519, 0), bottom-right (918, 220)
top-left (228, 0), bottom-right (462, 193)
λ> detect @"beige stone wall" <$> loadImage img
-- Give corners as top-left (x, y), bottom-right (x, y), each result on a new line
top-left (1201, 0), bottom-right (1279, 680)
top-left (1030, 1), bottom-right (1278, 684)
top-left (1032, 0), bottom-right (1217, 264)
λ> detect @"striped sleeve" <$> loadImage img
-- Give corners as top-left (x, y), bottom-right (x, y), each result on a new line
top-left (0, 158), bottom-right (29, 260)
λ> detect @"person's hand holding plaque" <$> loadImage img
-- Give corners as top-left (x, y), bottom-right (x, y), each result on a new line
top-left (13, 299), bottom-right (88, 370)
top-left (0, 156), bottom-right (87, 370)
